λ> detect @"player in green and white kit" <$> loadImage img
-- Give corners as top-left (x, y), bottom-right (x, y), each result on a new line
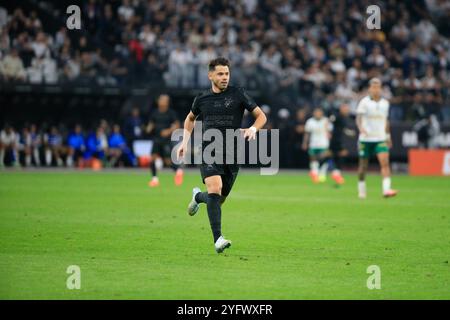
top-left (302, 108), bottom-right (333, 183)
top-left (356, 78), bottom-right (398, 198)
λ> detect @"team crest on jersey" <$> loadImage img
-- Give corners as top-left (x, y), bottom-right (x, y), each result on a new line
top-left (224, 97), bottom-right (233, 109)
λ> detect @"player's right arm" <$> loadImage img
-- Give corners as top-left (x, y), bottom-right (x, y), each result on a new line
top-left (145, 111), bottom-right (155, 134)
top-left (355, 115), bottom-right (366, 136)
top-left (176, 111), bottom-right (196, 161)
top-left (302, 119), bottom-right (311, 151)
top-left (355, 98), bottom-right (368, 137)
top-left (386, 119), bottom-right (392, 148)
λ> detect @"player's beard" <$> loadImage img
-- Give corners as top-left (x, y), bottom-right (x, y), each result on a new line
top-left (213, 79), bottom-right (228, 91)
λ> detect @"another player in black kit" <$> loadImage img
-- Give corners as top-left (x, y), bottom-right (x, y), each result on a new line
top-left (329, 103), bottom-right (356, 185)
top-left (147, 94), bottom-right (183, 187)
top-left (176, 57), bottom-right (267, 253)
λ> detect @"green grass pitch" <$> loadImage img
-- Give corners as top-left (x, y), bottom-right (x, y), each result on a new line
top-left (0, 170), bottom-right (449, 299)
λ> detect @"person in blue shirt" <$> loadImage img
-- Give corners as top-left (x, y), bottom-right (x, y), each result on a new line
top-left (67, 124), bottom-right (86, 167)
top-left (44, 126), bottom-right (64, 166)
top-left (123, 107), bottom-right (144, 145)
top-left (29, 124), bottom-right (42, 166)
top-left (85, 126), bottom-right (108, 161)
top-left (108, 124), bottom-right (136, 167)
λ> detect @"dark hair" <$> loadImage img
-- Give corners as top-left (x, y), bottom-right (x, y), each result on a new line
top-left (208, 57), bottom-right (230, 71)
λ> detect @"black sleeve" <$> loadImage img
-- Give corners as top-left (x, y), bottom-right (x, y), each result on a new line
top-left (238, 87), bottom-right (257, 112)
top-left (170, 109), bottom-right (179, 124)
top-left (190, 95), bottom-right (201, 117)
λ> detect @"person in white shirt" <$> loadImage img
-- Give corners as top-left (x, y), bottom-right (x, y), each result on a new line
top-left (302, 108), bottom-right (333, 183)
top-left (356, 78), bottom-right (398, 198)
top-left (0, 124), bottom-right (20, 167)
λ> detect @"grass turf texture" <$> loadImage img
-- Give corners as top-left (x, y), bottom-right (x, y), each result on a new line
top-left (0, 170), bottom-right (449, 299)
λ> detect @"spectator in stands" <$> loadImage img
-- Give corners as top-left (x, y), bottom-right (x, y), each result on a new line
top-left (0, 47), bottom-right (26, 81)
top-left (86, 126), bottom-right (108, 162)
top-left (367, 46), bottom-right (386, 68)
top-left (0, 6), bottom-right (7, 29)
top-left (139, 24), bottom-right (156, 51)
top-left (30, 31), bottom-right (50, 59)
top-left (123, 107), bottom-right (143, 146)
top-left (97, 4), bottom-right (119, 47)
top-left (44, 126), bottom-right (64, 166)
top-left (83, 0), bottom-right (101, 36)
top-left (0, 0), bottom-right (448, 123)
top-left (66, 124), bottom-right (86, 167)
top-left (117, 0), bottom-right (135, 23)
top-left (108, 124), bottom-right (136, 167)
top-left (413, 114), bottom-right (441, 149)
top-left (144, 53), bottom-right (164, 84)
top-left (60, 46), bottom-right (81, 82)
top-left (108, 57), bottom-right (128, 85)
top-left (0, 124), bottom-right (20, 167)
top-left (27, 55), bottom-right (44, 84)
top-left (18, 126), bottom-right (33, 167)
top-left (424, 91), bottom-right (442, 118)
top-left (442, 99), bottom-right (450, 124)
top-left (29, 124), bottom-right (42, 166)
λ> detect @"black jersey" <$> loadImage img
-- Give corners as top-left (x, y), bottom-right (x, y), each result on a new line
top-left (150, 109), bottom-right (178, 139)
top-left (191, 86), bottom-right (257, 130)
top-left (191, 86), bottom-right (257, 164)
top-left (330, 112), bottom-right (349, 147)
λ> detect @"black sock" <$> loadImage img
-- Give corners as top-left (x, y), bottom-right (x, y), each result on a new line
top-left (150, 160), bottom-right (157, 177)
top-left (206, 193), bottom-right (222, 243)
top-left (333, 155), bottom-right (341, 170)
top-left (195, 192), bottom-right (208, 204)
top-left (171, 162), bottom-right (179, 171)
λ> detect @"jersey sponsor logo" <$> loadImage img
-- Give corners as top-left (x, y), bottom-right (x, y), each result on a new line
top-left (224, 97), bottom-right (233, 109)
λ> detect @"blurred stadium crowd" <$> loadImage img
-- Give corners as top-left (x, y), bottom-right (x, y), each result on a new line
top-left (1, 0), bottom-right (449, 120)
top-left (0, 0), bottom-right (449, 168)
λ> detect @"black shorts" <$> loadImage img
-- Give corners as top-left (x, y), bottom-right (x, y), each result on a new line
top-left (151, 139), bottom-right (172, 158)
top-left (330, 140), bottom-right (344, 153)
top-left (200, 163), bottom-right (239, 197)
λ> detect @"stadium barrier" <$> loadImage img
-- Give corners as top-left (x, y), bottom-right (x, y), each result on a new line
top-left (409, 149), bottom-right (450, 176)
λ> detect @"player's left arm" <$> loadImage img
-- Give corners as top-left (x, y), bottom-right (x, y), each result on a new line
top-left (161, 109), bottom-right (180, 138)
top-left (161, 120), bottom-right (180, 138)
top-left (386, 119), bottom-right (392, 148)
top-left (241, 106), bottom-right (267, 140)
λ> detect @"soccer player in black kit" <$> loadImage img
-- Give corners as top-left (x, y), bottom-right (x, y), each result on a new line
top-left (147, 94), bottom-right (183, 187)
top-left (176, 57), bottom-right (267, 253)
top-left (329, 103), bottom-right (356, 185)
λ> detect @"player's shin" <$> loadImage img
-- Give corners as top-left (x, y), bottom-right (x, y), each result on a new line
top-left (358, 180), bottom-right (366, 199)
top-left (206, 193), bottom-right (222, 243)
top-left (382, 177), bottom-right (391, 193)
top-left (150, 160), bottom-right (157, 177)
top-left (332, 154), bottom-right (342, 172)
top-left (310, 160), bottom-right (319, 175)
